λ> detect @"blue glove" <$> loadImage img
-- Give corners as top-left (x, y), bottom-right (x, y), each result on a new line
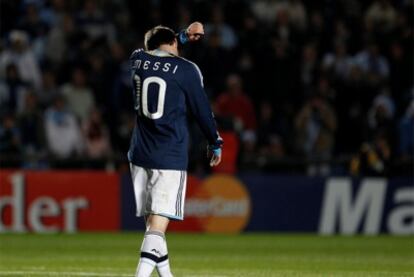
top-left (178, 30), bottom-right (189, 44)
top-left (207, 138), bottom-right (223, 167)
top-left (208, 139), bottom-right (223, 156)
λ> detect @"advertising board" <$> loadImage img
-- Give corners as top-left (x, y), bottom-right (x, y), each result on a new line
top-left (0, 170), bottom-right (120, 233)
top-left (1, 169), bottom-right (412, 235)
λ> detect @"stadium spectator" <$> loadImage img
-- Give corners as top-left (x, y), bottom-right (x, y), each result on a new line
top-left (331, 21), bottom-right (351, 51)
top-left (87, 52), bottom-right (111, 107)
top-left (239, 130), bottom-right (258, 169)
top-left (45, 14), bottom-right (75, 65)
top-left (82, 109), bottom-right (111, 159)
top-left (0, 113), bottom-right (21, 158)
top-left (285, 0), bottom-right (307, 30)
top-left (306, 11), bottom-right (327, 46)
top-left (113, 112), bottom-right (135, 154)
top-left (256, 102), bottom-right (286, 164)
top-left (108, 43), bottom-right (133, 117)
top-left (322, 43), bottom-right (353, 81)
top-left (295, 96), bottom-right (337, 175)
top-left (301, 44), bottom-right (319, 91)
top-left (61, 67), bottom-right (95, 122)
top-left (260, 39), bottom-right (297, 105)
top-left (398, 99), bottom-right (414, 159)
top-left (44, 96), bottom-right (83, 158)
top-left (216, 74), bottom-right (257, 132)
top-left (0, 63), bottom-right (30, 114)
top-left (39, 0), bottom-right (67, 27)
top-left (267, 0), bottom-right (308, 29)
top-left (353, 43), bottom-right (390, 84)
top-left (271, 5), bottom-right (300, 44)
top-left (367, 90), bottom-right (395, 140)
top-left (334, 67), bottom-right (366, 154)
top-left (267, 134), bottom-right (285, 159)
top-left (238, 14), bottom-right (261, 53)
top-left (18, 92), bottom-right (45, 155)
top-left (18, 2), bottom-right (49, 61)
top-left (365, 0), bottom-right (397, 32)
top-left (205, 6), bottom-right (238, 50)
top-left (388, 42), bottom-right (413, 98)
top-left (257, 102), bottom-right (285, 157)
top-left (315, 77), bottom-right (336, 103)
top-left (350, 135), bottom-right (391, 177)
top-left (250, 0), bottom-right (282, 25)
top-left (38, 70), bottom-right (59, 108)
top-left (76, 0), bottom-right (116, 44)
top-left (0, 30), bottom-right (42, 90)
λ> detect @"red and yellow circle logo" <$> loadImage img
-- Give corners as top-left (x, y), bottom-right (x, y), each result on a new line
top-left (170, 174), bottom-right (251, 233)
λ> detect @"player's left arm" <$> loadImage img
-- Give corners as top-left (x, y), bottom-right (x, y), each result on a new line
top-left (182, 64), bottom-right (223, 166)
top-left (177, 22), bottom-right (204, 45)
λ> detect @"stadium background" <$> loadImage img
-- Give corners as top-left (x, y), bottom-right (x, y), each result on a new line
top-left (0, 0), bottom-right (412, 175)
top-left (0, 0), bottom-right (413, 276)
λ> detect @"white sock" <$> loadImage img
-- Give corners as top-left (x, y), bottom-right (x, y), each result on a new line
top-left (157, 259), bottom-right (173, 277)
top-left (156, 235), bottom-right (173, 277)
top-left (136, 231), bottom-right (165, 277)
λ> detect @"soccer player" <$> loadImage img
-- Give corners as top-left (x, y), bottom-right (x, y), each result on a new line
top-left (128, 22), bottom-right (223, 277)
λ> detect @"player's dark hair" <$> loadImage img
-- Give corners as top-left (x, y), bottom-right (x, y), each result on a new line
top-left (144, 25), bottom-right (176, 51)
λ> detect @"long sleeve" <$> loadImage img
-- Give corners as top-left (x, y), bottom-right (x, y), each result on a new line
top-left (183, 63), bottom-right (219, 145)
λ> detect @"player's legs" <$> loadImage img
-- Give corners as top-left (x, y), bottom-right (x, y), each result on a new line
top-left (146, 214), bottom-right (169, 232)
top-left (130, 164), bottom-right (157, 277)
top-left (135, 169), bottom-right (186, 277)
top-left (136, 214), bottom-right (171, 277)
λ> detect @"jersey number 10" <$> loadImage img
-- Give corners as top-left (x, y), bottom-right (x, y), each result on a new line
top-left (134, 75), bottom-right (166, 120)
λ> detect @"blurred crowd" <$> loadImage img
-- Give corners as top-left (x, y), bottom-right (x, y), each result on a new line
top-left (0, 0), bottom-right (412, 176)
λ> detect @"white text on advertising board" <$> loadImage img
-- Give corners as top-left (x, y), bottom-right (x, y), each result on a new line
top-left (319, 178), bottom-right (414, 235)
top-left (0, 173), bottom-right (88, 233)
top-left (185, 197), bottom-right (249, 217)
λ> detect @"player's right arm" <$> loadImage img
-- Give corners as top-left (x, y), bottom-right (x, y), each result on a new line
top-left (182, 63), bottom-right (223, 166)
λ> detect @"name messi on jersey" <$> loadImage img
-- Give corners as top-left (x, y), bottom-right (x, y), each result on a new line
top-left (133, 59), bottom-right (178, 74)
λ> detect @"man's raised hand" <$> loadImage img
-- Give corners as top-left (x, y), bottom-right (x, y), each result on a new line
top-left (186, 22), bottom-right (204, 42)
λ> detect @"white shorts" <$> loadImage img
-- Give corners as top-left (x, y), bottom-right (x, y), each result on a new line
top-left (129, 164), bottom-right (187, 220)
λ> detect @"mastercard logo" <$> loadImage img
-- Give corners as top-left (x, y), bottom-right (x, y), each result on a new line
top-left (169, 174), bottom-right (251, 233)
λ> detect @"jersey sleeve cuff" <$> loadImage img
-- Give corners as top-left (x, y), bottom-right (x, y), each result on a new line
top-left (177, 30), bottom-right (189, 44)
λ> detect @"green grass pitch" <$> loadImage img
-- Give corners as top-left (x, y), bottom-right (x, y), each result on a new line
top-left (0, 233), bottom-right (413, 276)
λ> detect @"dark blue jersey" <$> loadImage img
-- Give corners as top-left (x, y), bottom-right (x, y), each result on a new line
top-left (128, 49), bottom-right (219, 170)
